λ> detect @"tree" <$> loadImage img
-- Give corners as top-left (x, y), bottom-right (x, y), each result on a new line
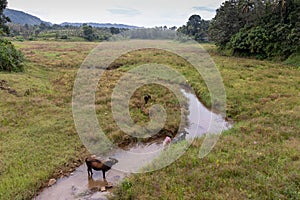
top-left (110, 27), bottom-right (120, 34)
top-left (82, 24), bottom-right (98, 41)
top-left (169, 26), bottom-right (177, 31)
top-left (209, 0), bottom-right (300, 60)
top-left (177, 14), bottom-right (210, 42)
top-left (0, 0), bottom-right (10, 35)
top-left (208, 0), bottom-right (244, 47)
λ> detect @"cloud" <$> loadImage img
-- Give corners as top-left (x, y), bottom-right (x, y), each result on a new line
top-left (107, 8), bottom-right (141, 17)
top-left (192, 6), bottom-right (216, 13)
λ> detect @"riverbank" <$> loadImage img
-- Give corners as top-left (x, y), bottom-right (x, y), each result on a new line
top-left (0, 40), bottom-right (204, 199)
top-left (111, 45), bottom-right (300, 199)
top-left (35, 87), bottom-right (230, 199)
top-left (0, 41), bottom-right (299, 199)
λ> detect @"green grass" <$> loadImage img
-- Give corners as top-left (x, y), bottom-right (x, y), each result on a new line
top-left (0, 41), bottom-right (299, 199)
top-left (111, 44), bottom-right (300, 199)
top-left (93, 48), bottom-right (199, 146)
top-left (0, 41), bottom-right (97, 199)
top-left (0, 41), bottom-right (193, 199)
top-left (284, 52), bottom-right (300, 67)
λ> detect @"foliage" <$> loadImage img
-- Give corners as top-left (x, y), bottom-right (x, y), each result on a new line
top-left (0, 38), bottom-right (24, 72)
top-left (0, 0), bottom-right (24, 72)
top-left (82, 24), bottom-right (98, 41)
top-left (0, 0), bottom-right (10, 34)
top-left (209, 0), bottom-right (300, 60)
top-left (7, 22), bottom-right (128, 41)
top-left (117, 27), bottom-right (177, 40)
top-left (209, 1), bottom-right (244, 47)
top-left (177, 14), bottom-right (210, 42)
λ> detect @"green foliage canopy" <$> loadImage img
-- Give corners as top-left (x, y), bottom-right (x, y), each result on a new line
top-left (177, 14), bottom-right (210, 42)
top-left (82, 24), bottom-right (98, 41)
top-left (209, 0), bottom-right (300, 60)
top-left (0, 0), bottom-right (10, 34)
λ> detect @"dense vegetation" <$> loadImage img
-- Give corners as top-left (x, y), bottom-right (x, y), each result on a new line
top-left (0, 0), bottom-right (10, 34)
top-left (177, 14), bottom-right (210, 42)
top-left (209, 0), bottom-right (300, 60)
top-left (0, 38), bottom-right (24, 72)
top-left (0, 0), bottom-right (24, 72)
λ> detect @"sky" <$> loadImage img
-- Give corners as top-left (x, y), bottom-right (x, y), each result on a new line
top-left (7, 0), bottom-right (224, 27)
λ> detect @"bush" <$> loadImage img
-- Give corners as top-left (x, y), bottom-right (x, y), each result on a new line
top-left (284, 52), bottom-right (300, 67)
top-left (0, 38), bottom-right (24, 72)
top-left (229, 23), bottom-right (299, 60)
top-left (60, 35), bottom-right (68, 39)
top-left (229, 26), bottom-right (269, 59)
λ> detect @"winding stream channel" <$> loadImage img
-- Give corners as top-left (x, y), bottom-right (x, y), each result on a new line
top-left (35, 90), bottom-right (231, 200)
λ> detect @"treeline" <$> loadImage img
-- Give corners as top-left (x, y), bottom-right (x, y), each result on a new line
top-left (7, 23), bottom-right (129, 41)
top-left (209, 0), bottom-right (300, 60)
top-left (114, 26), bottom-right (178, 40)
top-left (177, 0), bottom-right (299, 60)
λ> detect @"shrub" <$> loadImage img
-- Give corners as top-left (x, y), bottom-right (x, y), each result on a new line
top-left (0, 38), bottom-right (24, 72)
top-left (60, 35), bottom-right (68, 39)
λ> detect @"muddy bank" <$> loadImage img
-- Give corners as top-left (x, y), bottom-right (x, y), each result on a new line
top-left (34, 165), bottom-right (127, 200)
top-left (0, 79), bottom-right (19, 96)
top-left (35, 90), bottom-right (230, 200)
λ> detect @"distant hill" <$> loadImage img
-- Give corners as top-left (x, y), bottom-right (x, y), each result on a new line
top-left (60, 22), bottom-right (140, 29)
top-left (4, 8), bottom-right (140, 29)
top-left (4, 8), bottom-right (51, 26)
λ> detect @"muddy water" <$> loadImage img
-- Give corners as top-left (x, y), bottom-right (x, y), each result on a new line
top-left (181, 89), bottom-right (231, 140)
top-left (35, 90), bottom-right (230, 200)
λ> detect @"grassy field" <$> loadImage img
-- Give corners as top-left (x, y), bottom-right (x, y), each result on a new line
top-left (0, 41), bottom-right (98, 199)
top-left (111, 45), bottom-right (300, 199)
top-left (0, 41), bottom-right (194, 199)
top-left (0, 41), bottom-right (299, 199)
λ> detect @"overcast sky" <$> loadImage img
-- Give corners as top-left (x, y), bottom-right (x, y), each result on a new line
top-left (7, 0), bottom-right (224, 27)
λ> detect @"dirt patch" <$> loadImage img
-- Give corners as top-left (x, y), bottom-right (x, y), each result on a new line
top-left (0, 80), bottom-right (19, 96)
top-left (34, 149), bottom-right (90, 198)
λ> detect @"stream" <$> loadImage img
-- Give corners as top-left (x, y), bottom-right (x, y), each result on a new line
top-left (35, 90), bottom-right (231, 200)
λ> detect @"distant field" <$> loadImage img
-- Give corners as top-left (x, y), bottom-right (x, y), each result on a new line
top-left (0, 41), bottom-right (299, 199)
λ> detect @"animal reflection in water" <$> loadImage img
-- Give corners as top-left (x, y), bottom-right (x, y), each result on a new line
top-left (85, 157), bottom-right (118, 180)
top-left (88, 176), bottom-right (110, 191)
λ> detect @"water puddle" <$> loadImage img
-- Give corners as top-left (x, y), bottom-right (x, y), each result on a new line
top-left (35, 90), bottom-right (231, 200)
